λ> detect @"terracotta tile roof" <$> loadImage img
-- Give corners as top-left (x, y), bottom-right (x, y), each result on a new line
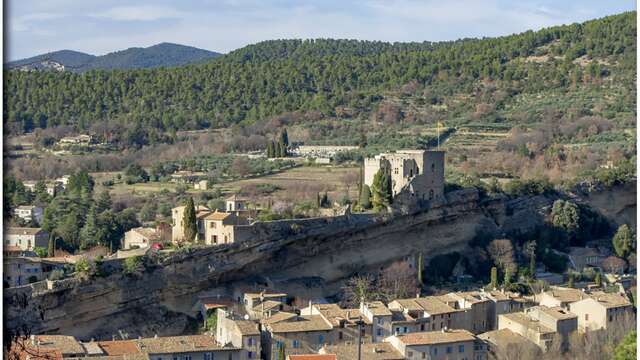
top-left (130, 227), bottom-right (158, 239)
top-left (134, 335), bottom-right (230, 354)
top-left (478, 329), bottom-right (536, 348)
top-left (543, 288), bottom-right (588, 303)
top-left (389, 299), bottom-right (423, 312)
top-left (97, 340), bottom-right (141, 356)
top-left (397, 329), bottom-right (475, 346)
top-left (268, 315), bottom-right (333, 333)
top-left (253, 300), bottom-right (284, 312)
top-left (234, 320), bottom-right (261, 336)
top-left (321, 343), bottom-right (404, 360)
top-left (197, 210), bottom-right (215, 220)
top-left (204, 211), bottom-right (233, 221)
top-left (500, 313), bottom-right (554, 334)
top-left (364, 301), bottom-right (392, 316)
top-left (529, 305), bottom-right (577, 320)
top-left (262, 311), bottom-right (298, 325)
top-left (588, 292), bottom-right (632, 308)
top-left (5, 227), bottom-right (46, 236)
top-left (34, 335), bottom-right (85, 355)
top-left (245, 292), bottom-right (288, 300)
top-left (312, 304), bottom-right (364, 326)
top-left (391, 310), bottom-right (416, 323)
top-left (414, 297), bottom-right (458, 315)
top-left (289, 355), bottom-right (337, 360)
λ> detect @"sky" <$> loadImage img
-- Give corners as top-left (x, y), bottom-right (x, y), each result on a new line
top-left (5, 0), bottom-right (636, 61)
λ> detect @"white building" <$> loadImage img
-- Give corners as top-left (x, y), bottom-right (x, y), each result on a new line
top-left (4, 227), bottom-right (49, 250)
top-left (13, 205), bottom-right (44, 225)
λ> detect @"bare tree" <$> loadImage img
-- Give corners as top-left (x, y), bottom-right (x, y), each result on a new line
top-left (487, 239), bottom-right (517, 274)
top-left (378, 261), bottom-right (418, 302)
top-left (342, 274), bottom-right (376, 307)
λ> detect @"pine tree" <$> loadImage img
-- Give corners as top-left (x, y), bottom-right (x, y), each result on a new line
top-left (280, 128), bottom-right (289, 147)
top-left (490, 266), bottom-right (498, 289)
top-left (316, 192), bottom-right (321, 208)
top-left (95, 191), bottom-right (112, 213)
top-left (183, 197), bottom-right (198, 243)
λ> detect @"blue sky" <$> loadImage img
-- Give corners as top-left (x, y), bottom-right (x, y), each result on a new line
top-left (6, 0), bottom-right (636, 61)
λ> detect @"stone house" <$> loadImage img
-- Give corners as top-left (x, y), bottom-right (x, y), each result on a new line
top-left (171, 204), bottom-right (213, 242)
top-left (217, 308), bottom-right (262, 360)
top-left (244, 292), bottom-right (288, 319)
top-left (262, 314), bottom-right (336, 360)
top-left (203, 211), bottom-right (250, 246)
top-left (478, 328), bottom-right (541, 359)
top-left (538, 288), bottom-right (589, 309)
top-left (568, 292), bottom-right (634, 332)
top-left (388, 296), bottom-right (468, 334)
top-left (364, 150), bottom-right (445, 203)
top-left (442, 292), bottom-right (493, 334)
top-left (319, 342), bottom-right (404, 360)
top-left (360, 301), bottom-right (393, 343)
top-left (385, 329), bottom-right (487, 360)
top-left (13, 205), bottom-right (44, 225)
top-left (567, 247), bottom-right (604, 271)
top-left (301, 303), bottom-right (373, 345)
top-left (14, 335), bottom-right (242, 360)
top-left (497, 306), bottom-right (577, 351)
top-left (226, 194), bottom-right (248, 213)
top-left (4, 227), bottom-right (48, 250)
top-left (123, 227), bottom-right (159, 249)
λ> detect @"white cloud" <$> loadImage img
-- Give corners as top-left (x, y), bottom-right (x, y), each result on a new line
top-left (11, 12), bottom-right (66, 32)
top-left (91, 5), bottom-right (187, 21)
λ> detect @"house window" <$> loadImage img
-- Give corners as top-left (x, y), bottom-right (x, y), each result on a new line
top-left (429, 190), bottom-right (434, 200)
top-left (432, 348), bottom-right (438, 355)
top-left (213, 235), bottom-right (218, 243)
top-left (609, 315), bottom-right (613, 322)
top-left (247, 338), bottom-right (254, 346)
top-left (210, 222), bottom-right (215, 228)
top-left (422, 353), bottom-right (426, 359)
top-left (204, 353), bottom-right (211, 360)
top-left (459, 345), bottom-right (465, 353)
top-left (431, 163), bottom-right (435, 172)
top-left (339, 332), bottom-right (343, 340)
top-left (585, 314), bottom-right (589, 321)
top-left (247, 352), bottom-right (254, 359)
top-left (396, 327), bottom-right (400, 334)
top-left (377, 329), bottom-right (382, 336)
top-left (403, 327), bottom-right (407, 333)
top-left (377, 317), bottom-right (383, 324)
top-left (293, 340), bottom-right (300, 348)
top-left (420, 324), bottom-right (425, 331)
top-left (319, 335), bottom-right (324, 344)
top-left (446, 346), bottom-right (452, 354)
top-left (408, 351), bottom-right (413, 357)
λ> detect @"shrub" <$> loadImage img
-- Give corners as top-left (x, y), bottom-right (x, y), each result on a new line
top-left (123, 256), bottom-right (145, 275)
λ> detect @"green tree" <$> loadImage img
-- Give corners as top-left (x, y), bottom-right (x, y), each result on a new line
top-left (504, 267), bottom-right (512, 288)
top-left (47, 236), bottom-right (55, 257)
top-left (33, 247), bottom-right (47, 258)
top-left (417, 252), bottom-right (424, 287)
top-left (490, 266), bottom-right (498, 289)
top-left (279, 128), bottom-right (289, 147)
top-left (359, 184), bottom-right (372, 209)
top-left (371, 168), bottom-right (392, 211)
top-left (551, 200), bottom-right (580, 236)
top-left (183, 197), bottom-right (198, 242)
top-left (613, 331), bottom-right (636, 360)
top-left (595, 272), bottom-right (602, 287)
top-left (95, 191), bottom-right (112, 213)
top-left (612, 224), bottom-right (633, 259)
top-left (267, 141), bottom-right (275, 158)
top-left (567, 272), bottom-right (574, 288)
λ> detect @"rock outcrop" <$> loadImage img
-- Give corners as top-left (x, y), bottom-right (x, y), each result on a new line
top-left (5, 185), bottom-right (633, 340)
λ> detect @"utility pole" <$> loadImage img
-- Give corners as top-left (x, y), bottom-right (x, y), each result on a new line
top-left (356, 316), bottom-right (364, 360)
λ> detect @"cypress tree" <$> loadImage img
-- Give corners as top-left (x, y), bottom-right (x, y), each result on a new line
top-left (48, 235), bottom-right (55, 257)
top-left (417, 252), bottom-right (424, 287)
top-left (595, 272), bottom-right (602, 287)
top-left (280, 128), bottom-right (289, 147)
top-left (267, 141), bottom-right (275, 158)
top-left (371, 168), bottom-right (392, 211)
top-left (504, 267), bottom-right (512, 288)
top-left (490, 266), bottom-right (498, 289)
top-left (567, 273), bottom-right (574, 288)
top-left (359, 184), bottom-right (372, 209)
top-left (183, 197), bottom-right (198, 242)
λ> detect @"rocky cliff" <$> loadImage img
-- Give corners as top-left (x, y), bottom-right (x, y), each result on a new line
top-left (4, 184), bottom-right (634, 340)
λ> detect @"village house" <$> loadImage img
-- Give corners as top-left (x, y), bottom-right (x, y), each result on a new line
top-left (194, 179), bottom-right (209, 190)
top-left (484, 290), bottom-right (534, 329)
top-left (23, 180), bottom-right (62, 196)
top-left (262, 313), bottom-right (337, 360)
top-left (203, 211), bottom-right (251, 246)
top-left (478, 328), bottom-right (541, 358)
top-left (171, 205), bottom-right (251, 245)
top-left (4, 227), bottom-right (48, 251)
top-left (13, 205), bottom-right (44, 225)
top-left (194, 295), bottom-right (236, 328)
top-left (388, 296), bottom-right (468, 334)
top-left (360, 301), bottom-right (393, 343)
top-left (12, 334), bottom-right (243, 360)
top-left (4, 257), bottom-right (46, 287)
top-left (59, 134), bottom-right (93, 146)
top-left (319, 342), bottom-right (404, 360)
top-left (291, 145), bottom-right (359, 159)
top-left (568, 291), bottom-right (634, 332)
top-left (567, 247), bottom-right (605, 272)
top-left (217, 308), bottom-right (262, 360)
top-left (226, 194), bottom-right (249, 214)
top-left (123, 227), bottom-right (159, 249)
top-left (364, 150), bottom-right (445, 203)
top-left (497, 305), bottom-right (577, 351)
top-left (441, 292), bottom-right (493, 334)
top-left (385, 329), bottom-right (487, 360)
top-left (244, 292), bottom-right (289, 319)
top-left (301, 302), bottom-right (374, 344)
top-left (537, 287), bottom-right (590, 309)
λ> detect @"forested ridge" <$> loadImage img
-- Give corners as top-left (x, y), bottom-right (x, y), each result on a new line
top-left (4, 12), bottom-right (636, 135)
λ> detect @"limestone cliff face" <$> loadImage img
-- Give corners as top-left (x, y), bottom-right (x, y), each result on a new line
top-left (5, 186), bottom-right (631, 340)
